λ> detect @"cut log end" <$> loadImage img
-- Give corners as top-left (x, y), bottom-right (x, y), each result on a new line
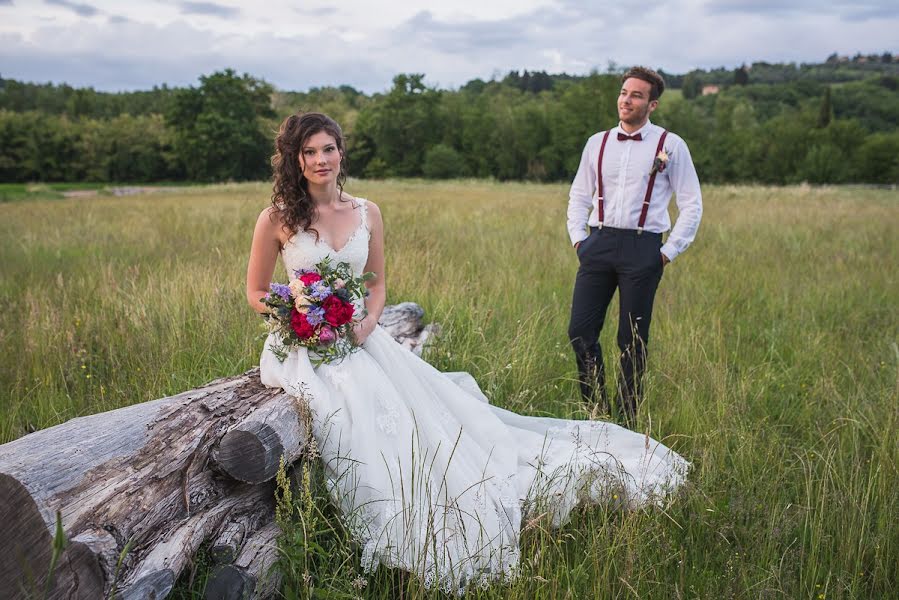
top-left (203, 565), bottom-right (256, 600)
top-left (1, 475), bottom-right (104, 599)
top-left (216, 425), bottom-right (284, 484)
top-left (0, 475), bottom-right (50, 589)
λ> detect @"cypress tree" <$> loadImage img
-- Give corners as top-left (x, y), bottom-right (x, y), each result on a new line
top-left (817, 86), bottom-right (833, 128)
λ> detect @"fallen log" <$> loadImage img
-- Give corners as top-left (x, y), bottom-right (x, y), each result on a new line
top-left (203, 522), bottom-right (282, 600)
top-left (378, 302), bottom-right (441, 356)
top-left (117, 484), bottom-right (274, 600)
top-left (209, 500), bottom-right (273, 566)
top-left (0, 303), bottom-right (442, 598)
top-left (212, 395), bottom-right (308, 485)
top-left (0, 371), bottom-right (280, 599)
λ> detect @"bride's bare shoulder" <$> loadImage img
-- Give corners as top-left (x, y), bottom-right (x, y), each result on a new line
top-left (255, 206), bottom-right (292, 245)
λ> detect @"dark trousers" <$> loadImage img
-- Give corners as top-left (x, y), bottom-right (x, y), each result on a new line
top-left (568, 226), bottom-right (664, 422)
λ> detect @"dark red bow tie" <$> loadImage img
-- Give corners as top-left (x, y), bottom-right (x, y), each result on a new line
top-left (618, 132), bottom-right (642, 141)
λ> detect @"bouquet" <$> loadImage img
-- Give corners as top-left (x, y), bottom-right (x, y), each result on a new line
top-left (262, 257), bottom-right (374, 364)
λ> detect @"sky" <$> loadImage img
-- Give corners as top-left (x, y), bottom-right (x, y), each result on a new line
top-left (1, 0), bottom-right (897, 93)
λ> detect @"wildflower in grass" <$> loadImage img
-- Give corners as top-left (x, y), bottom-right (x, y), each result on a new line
top-left (351, 576), bottom-right (367, 589)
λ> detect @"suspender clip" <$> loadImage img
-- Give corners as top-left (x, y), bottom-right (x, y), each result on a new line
top-left (637, 226), bottom-right (644, 235)
top-left (597, 222), bottom-right (603, 229)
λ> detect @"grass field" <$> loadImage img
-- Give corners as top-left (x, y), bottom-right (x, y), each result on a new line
top-left (0, 180), bottom-right (896, 598)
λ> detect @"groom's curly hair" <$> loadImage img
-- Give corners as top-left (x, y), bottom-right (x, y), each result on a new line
top-left (622, 66), bottom-right (665, 101)
top-left (271, 112), bottom-right (349, 238)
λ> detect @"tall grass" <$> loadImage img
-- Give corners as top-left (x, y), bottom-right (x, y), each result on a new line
top-left (1, 180), bottom-right (896, 598)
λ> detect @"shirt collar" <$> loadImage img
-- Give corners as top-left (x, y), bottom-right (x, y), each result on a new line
top-left (616, 119), bottom-right (655, 138)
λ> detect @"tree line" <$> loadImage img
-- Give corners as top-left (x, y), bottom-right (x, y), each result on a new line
top-left (1, 59), bottom-right (897, 185)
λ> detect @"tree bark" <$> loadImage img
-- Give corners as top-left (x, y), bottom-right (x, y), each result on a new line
top-left (0, 371), bottom-right (282, 599)
top-left (203, 522), bottom-right (282, 600)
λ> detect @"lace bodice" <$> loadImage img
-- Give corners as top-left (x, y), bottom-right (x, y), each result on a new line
top-left (281, 198), bottom-right (370, 278)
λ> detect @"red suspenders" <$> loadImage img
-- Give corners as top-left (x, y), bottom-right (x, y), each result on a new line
top-left (595, 128), bottom-right (668, 234)
top-left (595, 130), bottom-right (611, 228)
top-left (639, 130), bottom-right (669, 233)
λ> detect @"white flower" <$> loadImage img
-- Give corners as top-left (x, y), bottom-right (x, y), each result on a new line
top-left (288, 279), bottom-right (306, 297)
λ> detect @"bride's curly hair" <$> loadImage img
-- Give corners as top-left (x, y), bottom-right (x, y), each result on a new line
top-left (271, 112), bottom-right (348, 236)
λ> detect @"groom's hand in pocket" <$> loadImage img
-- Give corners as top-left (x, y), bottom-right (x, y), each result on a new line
top-left (660, 252), bottom-right (670, 267)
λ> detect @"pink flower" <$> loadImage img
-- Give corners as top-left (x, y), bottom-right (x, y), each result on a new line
top-left (299, 271), bottom-right (323, 286)
top-left (318, 325), bottom-right (337, 346)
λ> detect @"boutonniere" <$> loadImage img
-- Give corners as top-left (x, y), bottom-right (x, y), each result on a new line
top-left (650, 149), bottom-right (671, 176)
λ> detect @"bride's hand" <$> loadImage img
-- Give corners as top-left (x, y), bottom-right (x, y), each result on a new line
top-left (353, 317), bottom-right (375, 345)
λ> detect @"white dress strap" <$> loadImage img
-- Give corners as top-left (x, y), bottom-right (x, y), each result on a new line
top-left (356, 197), bottom-right (369, 232)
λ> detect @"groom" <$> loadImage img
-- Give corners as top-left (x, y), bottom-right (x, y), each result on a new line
top-left (567, 66), bottom-right (702, 425)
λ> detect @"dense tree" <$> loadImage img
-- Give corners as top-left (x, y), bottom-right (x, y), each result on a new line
top-left (681, 72), bottom-right (703, 99)
top-left (353, 74), bottom-right (442, 177)
top-left (817, 86), bottom-right (832, 128)
top-left (166, 69), bottom-right (274, 182)
top-left (422, 144), bottom-right (469, 178)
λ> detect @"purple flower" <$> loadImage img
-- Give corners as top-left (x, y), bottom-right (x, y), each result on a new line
top-left (305, 306), bottom-right (326, 326)
top-left (309, 280), bottom-right (333, 301)
top-left (269, 282), bottom-right (292, 302)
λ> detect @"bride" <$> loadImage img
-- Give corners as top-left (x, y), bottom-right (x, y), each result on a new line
top-left (246, 112), bottom-right (688, 593)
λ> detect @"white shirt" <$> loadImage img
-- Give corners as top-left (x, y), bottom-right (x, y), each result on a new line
top-left (567, 120), bottom-right (702, 262)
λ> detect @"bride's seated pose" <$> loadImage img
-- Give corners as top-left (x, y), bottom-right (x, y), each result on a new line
top-left (246, 112), bottom-right (688, 593)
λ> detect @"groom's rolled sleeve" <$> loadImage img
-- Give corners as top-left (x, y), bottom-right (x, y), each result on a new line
top-left (567, 138), bottom-right (596, 246)
top-left (660, 139), bottom-right (702, 262)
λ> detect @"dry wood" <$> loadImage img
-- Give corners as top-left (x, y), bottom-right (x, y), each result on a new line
top-left (209, 495), bottom-right (275, 565)
top-left (212, 395), bottom-right (308, 485)
top-left (116, 484), bottom-right (273, 599)
top-left (203, 523), bottom-right (282, 600)
top-left (378, 302), bottom-right (440, 355)
top-left (0, 371), bottom-right (281, 599)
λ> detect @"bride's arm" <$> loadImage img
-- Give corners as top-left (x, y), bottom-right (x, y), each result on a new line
top-left (246, 207), bottom-right (282, 314)
top-left (355, 201), bottom-right (386, 343)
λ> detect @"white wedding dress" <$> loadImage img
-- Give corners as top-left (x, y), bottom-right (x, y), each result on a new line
top-left (260, 198), bottom-right (688, 593)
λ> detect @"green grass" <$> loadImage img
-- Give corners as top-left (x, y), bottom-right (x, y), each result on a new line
top-left (0, 180), bottom-right (896, 598)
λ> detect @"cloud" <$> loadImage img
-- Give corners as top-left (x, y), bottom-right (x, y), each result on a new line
top-left (179, 1), bottom-right (239, 19)
top-left (2, 1), bottom-right (897, 93)
top-left (0, 20), bottom-right (393, 92)
top-left (402, 11), bottom-right (527, 53)
top-left (45, 0), bottom-right (99, 17)
top-left (704, 0), bottom-right (899, 20)
top-left (292, 6), bottom-right (338, 17)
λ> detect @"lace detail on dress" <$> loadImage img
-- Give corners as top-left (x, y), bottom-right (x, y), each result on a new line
top-left (281, 197), bottom-right (371, 280)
